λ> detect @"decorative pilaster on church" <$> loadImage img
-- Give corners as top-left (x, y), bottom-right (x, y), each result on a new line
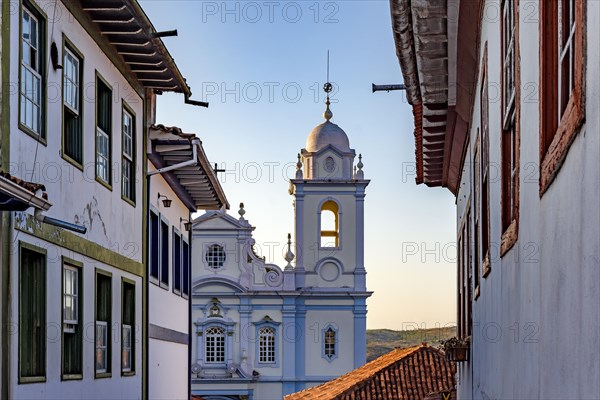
top-left (354, 182), bottom-right (367, 292)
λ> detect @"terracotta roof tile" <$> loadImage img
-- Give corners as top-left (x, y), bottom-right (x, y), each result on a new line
top-left (150, 124), bottom-right (197, 140)
top-left (285, 345), bottom-right (455, 400)
top-left (0, 170), bottom-right (48, 200)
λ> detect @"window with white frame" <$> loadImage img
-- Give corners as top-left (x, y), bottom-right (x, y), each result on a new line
top-left (206, 244), bottom-right (226, 269)
top-left (63, 45), bottom-right (83, 164)
top-left (258, 327), bottom-right (276, 363)
top-left (95, 272), bottom-right (111, 375)
top-left (63, 49), bottom-right (79, 114)
top-left (62, 262), bottom-right (82, 378)
top-left (20, 3), bottom-right (45, 137)
top-left (558, 0), bottom-right (576, 120)
top-left (205, 326), bottom-right (225, 363)
top-left (122, 280), bottom-right (135, 373)
top-left (122, 108), bottom-right (135, 202)
top-left (122, 325), bottom-right (132, 372)
top-left (502, 0), bottom-right (515, 127)
top-left (96, 77), bottom-right (112, 184)
top-left (501, 0), bottom-right (519, 235)
top-left (324, 327), bottom-right (336, 359)
top-left (63, 265), bottom-right (78, 333)
top-left (95, 321), bottom-right (108, 373)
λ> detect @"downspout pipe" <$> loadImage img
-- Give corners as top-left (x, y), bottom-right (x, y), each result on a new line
top-left (185, 94), bottom-right (209, 108)
top-left (147, 138), bottom-right (200, 177)
top-left (34, 208), bottom-right (87, 234)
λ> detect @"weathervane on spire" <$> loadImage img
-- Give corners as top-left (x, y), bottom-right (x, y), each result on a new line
top-left (323, 50), bottom-right (333, 122)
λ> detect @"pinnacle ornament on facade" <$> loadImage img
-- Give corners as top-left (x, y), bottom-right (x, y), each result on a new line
top-left (238, 202), bottom-right (246, 220)
top-left (356, 154), bottom-right (364, 179)
top-left (296, 153), bottom-right (303, 179)
top-left (284, 233), bottom-right (295, 270)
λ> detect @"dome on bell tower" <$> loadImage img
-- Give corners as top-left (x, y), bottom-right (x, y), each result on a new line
top-left (306, 121), bottom-right (350, 153)
top-left (298, 80), bottom-right (360, 180)
top-left (305, 97), bottom-right (351, 153)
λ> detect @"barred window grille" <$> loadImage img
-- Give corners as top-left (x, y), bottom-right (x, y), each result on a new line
top-left (206, 244), bottom-right (226, 269)
top-left (324, 328), bottom-right (336, 358)
top-left (205, 326), bottom-right (225, 363)
top-left (258, 327), bottom-right (275, 363)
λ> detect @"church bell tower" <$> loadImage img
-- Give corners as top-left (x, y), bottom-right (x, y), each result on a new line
top-left (289, 82), bottom-right (370, 292)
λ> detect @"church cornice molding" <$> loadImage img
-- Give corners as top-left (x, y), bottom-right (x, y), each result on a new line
top-left (301, 144), bottom-right (356, 158)
top-left (290, 179), bottom-right (371, 186)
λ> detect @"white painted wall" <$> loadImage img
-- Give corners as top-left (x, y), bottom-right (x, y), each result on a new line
top-left (8, 0), bottom-right (144, 259)
top-left (148, 340), bottom-right (188, 400)
top-left (148, 163), bottom-right (190, 400)
top-left (6, 1), bottom-right (145, 397)
top-left (9, 231), bottom-right (143, 399)
top-left (456, 1), bottom-right (600, 398)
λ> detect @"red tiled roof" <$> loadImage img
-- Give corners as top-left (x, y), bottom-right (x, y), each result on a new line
top-left (0, 170), bottom-right (47, 200)
top-left (424, 389), bottom-right (456, 400)
top-left (150, 124), bottom-right (197, 140)
top-left (285, 345), bottom-right (456, 400)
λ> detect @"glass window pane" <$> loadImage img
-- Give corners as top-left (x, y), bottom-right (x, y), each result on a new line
top-left (22, 12), bottom-right (30, 41)
top-left (30, 17), bottom-right (37, 47)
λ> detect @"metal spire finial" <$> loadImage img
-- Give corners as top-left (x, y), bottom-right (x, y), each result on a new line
top-left (326, 50), bottom-right (330, 83)
top-left (323, 50), bottom-right (333, 122)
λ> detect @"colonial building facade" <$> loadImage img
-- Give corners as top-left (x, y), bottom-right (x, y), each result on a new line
top-left (0, 0), bottom-right (226, 398)
top-left (390, 0), bottom-right (599, 398)
top-left (191, 94), bottom-right (372, 400)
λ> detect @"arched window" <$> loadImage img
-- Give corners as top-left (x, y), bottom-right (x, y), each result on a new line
top-left (320, 200), bottom-right (339, 248)
top-left (324, 327), bottom-right (336, 359)
top-left (258, 327), bottom-right (275, 364)
top-left (205, 326), bottom-right (225, 363)
top-left (206, 244), bottom-right (226, 269)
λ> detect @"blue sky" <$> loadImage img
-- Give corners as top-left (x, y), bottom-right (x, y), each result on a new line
top-left (141, 0), bottom-right (457, 330)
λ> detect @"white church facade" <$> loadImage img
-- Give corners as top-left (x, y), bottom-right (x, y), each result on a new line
top-left (190, 93), bottom-right (372, 400)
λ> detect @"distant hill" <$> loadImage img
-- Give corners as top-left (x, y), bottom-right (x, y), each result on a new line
top-left (366, 326), bottom-right (456, 361)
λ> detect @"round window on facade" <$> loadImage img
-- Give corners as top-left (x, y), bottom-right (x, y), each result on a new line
top-left (206, 244), bottom-right (226, 269)
top-left (324, 156), bottom-right (336, 173)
